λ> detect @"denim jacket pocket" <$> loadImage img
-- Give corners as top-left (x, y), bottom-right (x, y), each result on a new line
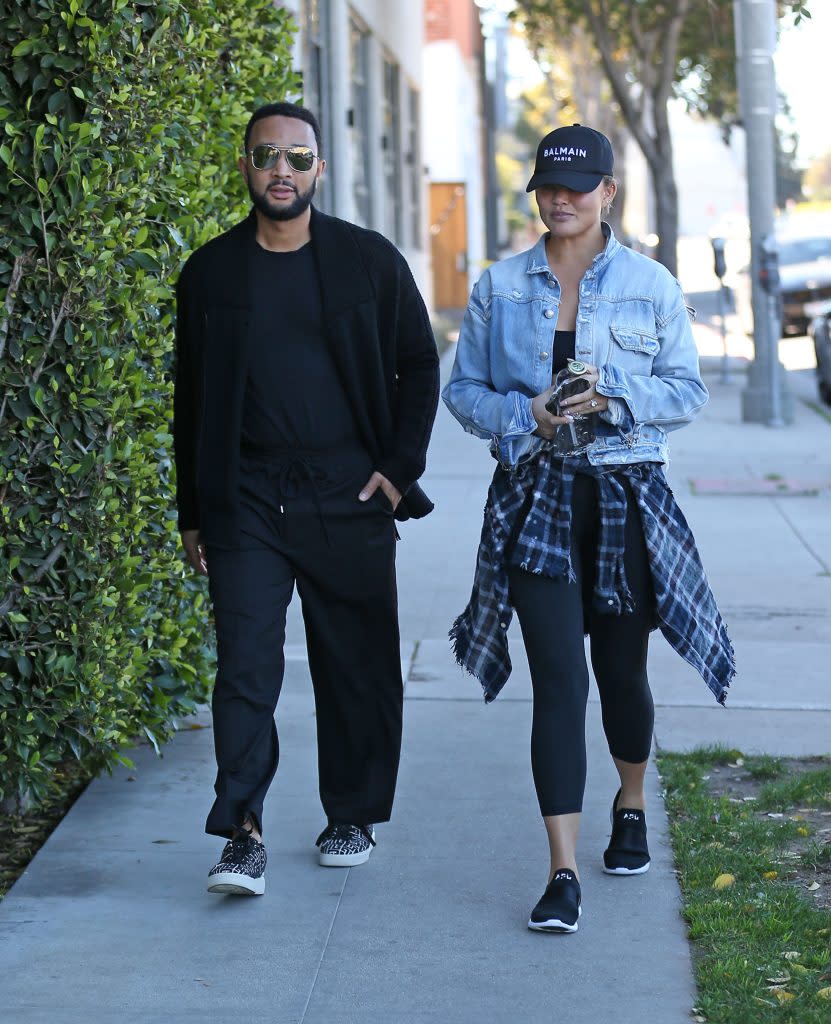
top-left (609, 325), bottom-right (660, 356)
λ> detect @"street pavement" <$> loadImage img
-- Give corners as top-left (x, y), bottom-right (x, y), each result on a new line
top-left (1, 247), bottom-right (830, 1023)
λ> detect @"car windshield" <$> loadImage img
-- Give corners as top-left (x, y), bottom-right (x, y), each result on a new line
top-left (778, 237), bottom-right (831, 265)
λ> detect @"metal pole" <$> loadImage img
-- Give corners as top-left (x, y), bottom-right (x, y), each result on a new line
top-left (733, 0), bottom-right (792, 424)
top-left (717, 284), bottom-right (731, 384)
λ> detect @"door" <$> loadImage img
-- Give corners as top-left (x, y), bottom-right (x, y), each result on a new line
top-left (430, 183), bottom-right (468, 310)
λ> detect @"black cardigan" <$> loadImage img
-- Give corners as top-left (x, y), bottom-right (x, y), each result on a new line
top-left (173, 207), bottom-right (440, 544)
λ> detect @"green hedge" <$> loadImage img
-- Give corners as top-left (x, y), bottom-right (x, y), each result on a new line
top-left (0, 0), bottom-right (299, 807)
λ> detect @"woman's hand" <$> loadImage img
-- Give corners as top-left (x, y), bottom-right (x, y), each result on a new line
top-left (531, 390), bottom-right (570, 439)
top-left (532, 364), bottom-right (608, 439)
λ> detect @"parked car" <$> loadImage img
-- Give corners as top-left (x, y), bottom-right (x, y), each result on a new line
top-left (808, 299), bottom-right (831, 405)
top-left (736, 230), bottom-right (831, 338)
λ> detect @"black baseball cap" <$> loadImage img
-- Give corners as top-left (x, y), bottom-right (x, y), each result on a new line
top-left (526, 124), bottom-right (614, 193)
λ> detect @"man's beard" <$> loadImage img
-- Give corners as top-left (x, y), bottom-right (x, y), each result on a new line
top-left (248, 177), bottom-right (317, 221)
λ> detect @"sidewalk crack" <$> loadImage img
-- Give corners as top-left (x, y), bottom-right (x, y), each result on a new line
top-left (298, 868), bottom-right (349, 1023)
top-left (772, 498), bottom-right (830, 574)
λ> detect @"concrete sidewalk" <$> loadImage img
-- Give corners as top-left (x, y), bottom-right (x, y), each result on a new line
top-left (1, 312), bottom-right (830, 1023)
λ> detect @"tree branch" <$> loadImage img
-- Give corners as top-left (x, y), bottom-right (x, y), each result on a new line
top-left (0, 251), bottom-right (34, 363)
top-left (582, 0), bottom-right (658, 164)
top-left (31, 291), bottom-right (70, 384)
top-left (655, 0), bottom-right (692, 110)
top-left (0, 540), bottom-right (67, 620)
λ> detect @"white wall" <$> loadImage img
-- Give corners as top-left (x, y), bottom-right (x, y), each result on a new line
top-left (279, 0), bottom-right (429, 295)
top-left (423, 39), bottom-right (486, 292)
top-left (623, 101), bottom-right (748, 246)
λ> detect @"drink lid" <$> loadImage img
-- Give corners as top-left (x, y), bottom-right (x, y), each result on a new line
top-left (567, 359), bottom-right (587, 376)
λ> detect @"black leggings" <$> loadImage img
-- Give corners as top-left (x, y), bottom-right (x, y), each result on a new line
top-left (507, 473), bottom-right (655, 817)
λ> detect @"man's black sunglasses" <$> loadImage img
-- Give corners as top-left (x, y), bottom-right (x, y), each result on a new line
top-left (245, 144), bottom-right (319, 172)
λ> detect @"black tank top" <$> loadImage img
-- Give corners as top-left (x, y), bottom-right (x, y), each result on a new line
top-left (553, 329), bottom-right (576, 374)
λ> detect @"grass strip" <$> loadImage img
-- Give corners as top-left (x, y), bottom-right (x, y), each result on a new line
top-left (657, 745), bottom-right (831, 1023)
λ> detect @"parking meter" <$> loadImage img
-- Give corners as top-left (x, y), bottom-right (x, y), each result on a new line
top-left (759, 233), bottom-right (780, 294)
top-left (711, 236), bottom-right (727, 281)
top-left (758, 233), bottom-right (785, 425)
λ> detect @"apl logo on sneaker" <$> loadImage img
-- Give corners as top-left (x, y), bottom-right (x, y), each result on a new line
top-left (622, 812), bottom-right (642, 821)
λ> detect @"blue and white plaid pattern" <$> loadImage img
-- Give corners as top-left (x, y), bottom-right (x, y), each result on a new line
top-left (450, 455), bottom-right (734, 705)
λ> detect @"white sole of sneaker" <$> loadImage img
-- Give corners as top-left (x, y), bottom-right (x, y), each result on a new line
top-left (206, 872), bottom-right (265, 895)
top-left (527, 906), bottom-right (582, 934)
top-left (318, 848), bottom-right (373, 867)
top-left (602, 861), bottom-right (651, 876)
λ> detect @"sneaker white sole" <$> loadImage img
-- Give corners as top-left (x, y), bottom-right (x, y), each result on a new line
top-left (602, 861), bottom-right (651, 876)
top-left (206, 871), bottom-right (265, 895)
top-left (528, 906), bottom-right (582, 934)
top-left (319, 847), bottom-right (373, 867)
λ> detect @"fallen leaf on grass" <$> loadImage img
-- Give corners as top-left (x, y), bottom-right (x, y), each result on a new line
top-left (817, 987), bottom-right (831, 1000)
top-left (766, 975), bottom-right (790, 985)
top-left (772, 990), bottom-right (795, 1004)
top-left (790, 963), bottom-right (810, 975)
top-left (753, 997), bottom-right (775, 1007)
top-left (762, 871), bottom-right (778, 880)
top-left (767, 812), bottom-right (784, 819)
top-left (713, 873), bottom-right (736, 890)
top-left (796, 827), bottom-right (811, 836)
top-left (783, 951), bottom-right (801, 961)
top-left (807, 881), bottom-right (821, 891)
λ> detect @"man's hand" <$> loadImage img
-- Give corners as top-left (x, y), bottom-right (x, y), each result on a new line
top-left (359, 471), bottom-right (402, 511)
top-left (531, 364), bottom-right (608, 439)
top-left (182, 529), bottom-right (208, 575)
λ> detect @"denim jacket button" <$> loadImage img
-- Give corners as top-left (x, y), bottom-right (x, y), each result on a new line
top-left (540, 351), bottom-right (549, 359)
top-left (544, 309), bottom-right (554, 318)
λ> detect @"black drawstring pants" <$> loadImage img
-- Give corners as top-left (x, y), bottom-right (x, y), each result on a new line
top-left (204, 446), bottom-right (402, 839)
top-left (507, 473), bottom-right (656, 817)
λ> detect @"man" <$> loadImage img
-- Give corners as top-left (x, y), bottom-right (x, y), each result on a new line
top-left (173, 101), bottom-right (439, 896)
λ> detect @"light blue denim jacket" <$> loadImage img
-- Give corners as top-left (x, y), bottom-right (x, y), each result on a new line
top-left (442, 226), bottom-right (707, 469)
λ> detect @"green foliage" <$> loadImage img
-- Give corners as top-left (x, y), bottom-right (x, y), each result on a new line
top-left (0, 0), bottom-right (299, 807)
top-left (514, 1), bottom-right (810, 127)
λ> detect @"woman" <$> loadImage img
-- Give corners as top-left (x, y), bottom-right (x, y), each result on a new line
top-left (443, 124), bottom-right (734, 934)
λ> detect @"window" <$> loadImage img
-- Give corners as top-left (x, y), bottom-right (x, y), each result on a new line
top-left (382, 57), bottom-right (402, 244)
top-left (302, 0), bottom-right (330, 211)
top-left (406, 86), bottom-right (422, 249)
top-left (349, 19), bottom-right (371, 227)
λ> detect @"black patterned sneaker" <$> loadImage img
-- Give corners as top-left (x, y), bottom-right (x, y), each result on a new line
top-left (528, 869), bottom-right (582, 933)
top-left (315, 824), bottom-right (376, 867)
top-left (603, 789), bottom-right (651, 875)
top-left (206, 833), bottom-right (267, 895)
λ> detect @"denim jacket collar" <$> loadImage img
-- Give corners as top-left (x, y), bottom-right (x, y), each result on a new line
top-left (526, 222), bottom-right (620, 279)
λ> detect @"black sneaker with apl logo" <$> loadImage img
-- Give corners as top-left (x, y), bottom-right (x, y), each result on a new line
top-left (207, 833), bottom-right (267, 895)
top-left (315, 824), bottom-right (376, 867)
top-left (528, 868), bottom-right (582, 933)
top-left (603, 789), bottom-right (651, 875)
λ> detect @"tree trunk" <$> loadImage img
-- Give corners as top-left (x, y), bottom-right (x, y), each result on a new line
top-left (651, 160), bottom-right (678, 276)
top-left (649, 88), bottom-right (679, 276)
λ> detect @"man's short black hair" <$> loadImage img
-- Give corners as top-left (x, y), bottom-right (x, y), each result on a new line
top-left (243, 102), bottom-right (322, 154)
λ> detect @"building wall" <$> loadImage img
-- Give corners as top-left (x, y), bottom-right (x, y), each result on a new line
top-left (422, 0), bottom-right (487, 297)
top-left (623, 101), bottom-right (748, 246)
top-left (280, 0), bottom-right (429, 296)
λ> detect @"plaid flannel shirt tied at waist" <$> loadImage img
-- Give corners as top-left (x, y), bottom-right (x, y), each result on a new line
top-left (449, 455), bottom-right (734, 705)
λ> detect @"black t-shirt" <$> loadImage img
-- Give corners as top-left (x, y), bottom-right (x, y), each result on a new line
top-left (241, 241), bottom-right (357, 451)
top-left (553, 329), bottom-right (576, 374)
